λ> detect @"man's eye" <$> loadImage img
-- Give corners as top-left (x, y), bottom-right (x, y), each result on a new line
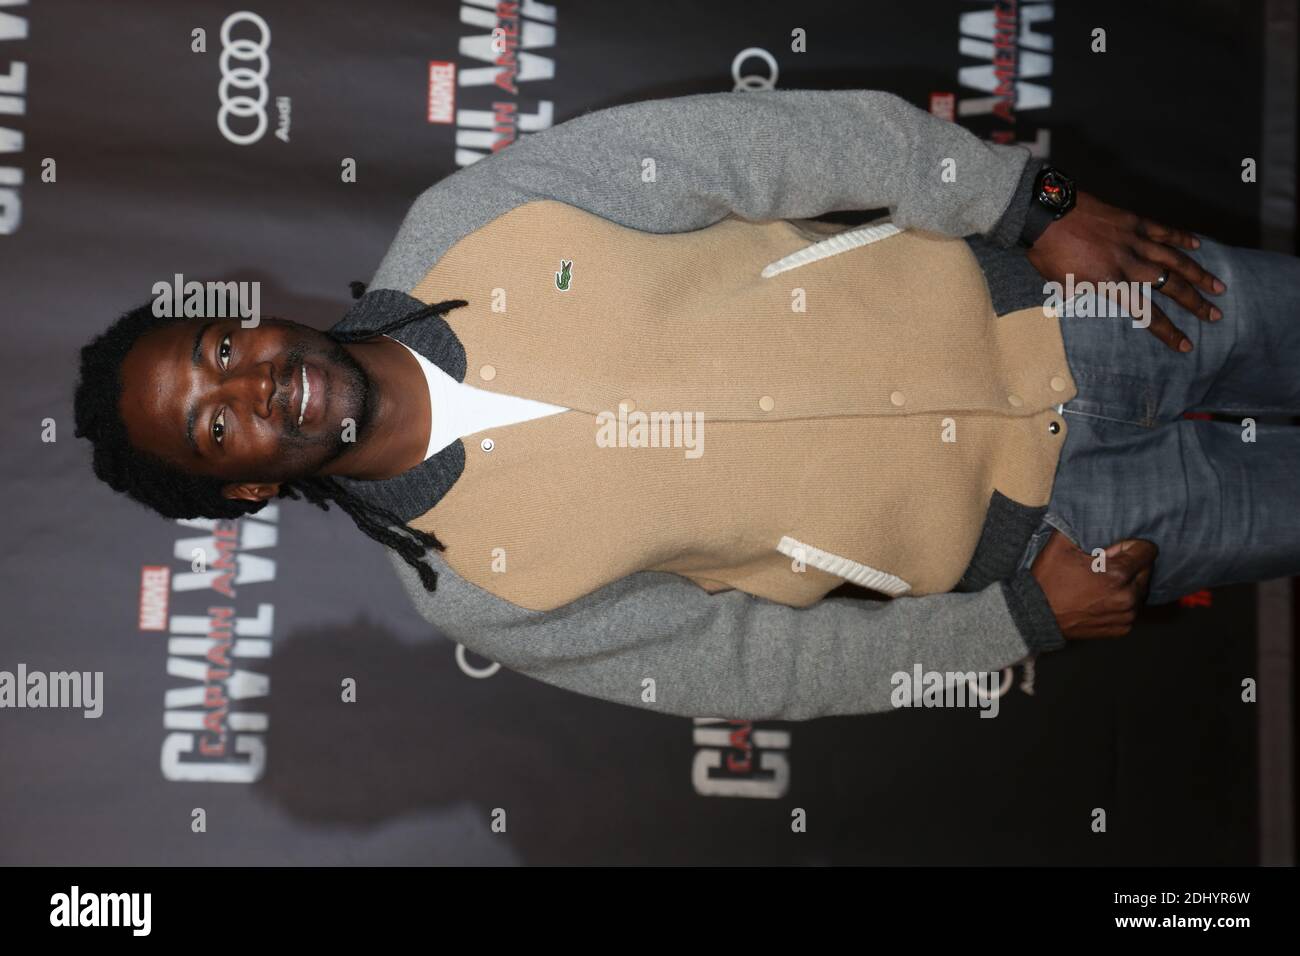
top-left (212, 408), bottom-right (226, 445)
top-left (218, 333), bottom-right (233, 370)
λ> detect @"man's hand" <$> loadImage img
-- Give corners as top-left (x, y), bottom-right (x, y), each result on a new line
top-left (1029, 530), bottom-right (1158, 638)
top-left (1025, 191), bottom-right (1227, 354)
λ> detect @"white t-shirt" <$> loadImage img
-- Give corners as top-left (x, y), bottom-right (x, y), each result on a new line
top-left (387, 336), bottom-right (570, 459)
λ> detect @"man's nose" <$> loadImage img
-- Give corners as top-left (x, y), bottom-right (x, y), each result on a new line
top-left (224, 361), bottom-right (276, 419)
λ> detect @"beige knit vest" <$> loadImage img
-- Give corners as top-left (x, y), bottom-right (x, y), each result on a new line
top-left (403, 200), bottom-right (1077, 612)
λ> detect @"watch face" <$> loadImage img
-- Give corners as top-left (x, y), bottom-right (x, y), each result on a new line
top-left (1038, 169), bottom-right (1075, 212)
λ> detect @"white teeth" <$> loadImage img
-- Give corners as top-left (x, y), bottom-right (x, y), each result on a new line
top-left (298, 364), bottom-right (310, 426)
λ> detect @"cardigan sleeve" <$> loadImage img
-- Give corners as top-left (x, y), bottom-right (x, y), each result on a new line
top-left (385, 546), bottom-right (1060, 722)
top-left (368, 88), bottom-right (1043, 293)
top-left (483, 88), bottom-right (1041, 249)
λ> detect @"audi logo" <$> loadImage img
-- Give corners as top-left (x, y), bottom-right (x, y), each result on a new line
top-left (455, 643), bottom-right (501, 679)
top-left (731, 46), bottom-right (779, 92)
top-left (218, 11), bottom-right (271, 145)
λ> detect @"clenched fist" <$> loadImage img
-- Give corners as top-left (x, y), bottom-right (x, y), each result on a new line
top-left (1029, 530), bottom-right (1159, 638)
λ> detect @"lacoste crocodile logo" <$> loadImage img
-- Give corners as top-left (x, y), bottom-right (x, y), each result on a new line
top-left (555, 259), bottom-right (573, 291)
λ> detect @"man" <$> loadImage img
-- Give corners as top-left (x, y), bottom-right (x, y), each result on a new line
top-left (75, 89), bottom-right (1300, 719)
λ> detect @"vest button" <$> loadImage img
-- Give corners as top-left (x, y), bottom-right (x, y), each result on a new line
top-left (1050, 376), bottom-right (1068, 392)
top-left (1048, 421), bottom-right (1061, 435)
top-left (479, 365), bottom-right (496, 381)
top-left (480, 437), bottom-right (495, 451)
top-left (890, 391), bottom-right (905, 406)
top-left (1007, 394), bottom-right (1024, 407)
top-left (758, 395), bottom-right (775, 411)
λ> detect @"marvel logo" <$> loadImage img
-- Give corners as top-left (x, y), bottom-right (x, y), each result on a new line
top-left (428, 61), bottom-right (455, 124)
top-left (138, 566), bottom-right (170, 631)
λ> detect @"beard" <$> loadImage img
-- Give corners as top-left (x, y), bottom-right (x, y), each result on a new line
top-left (273, 333), bottom-right (373, 479)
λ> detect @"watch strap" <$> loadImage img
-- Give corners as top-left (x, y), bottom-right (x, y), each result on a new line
top-left (1019, 199), bottom-right (1057, 249)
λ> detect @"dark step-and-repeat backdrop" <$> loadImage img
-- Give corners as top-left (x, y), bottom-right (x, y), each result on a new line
top-left (1, 1), bottom-right (1277, 864)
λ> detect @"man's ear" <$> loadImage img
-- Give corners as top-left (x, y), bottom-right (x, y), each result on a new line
top-left (222, 482), bottom-right (281, 503)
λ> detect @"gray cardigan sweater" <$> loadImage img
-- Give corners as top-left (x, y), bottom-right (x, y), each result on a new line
top-left (353, 88), bottom-right (1059, 720)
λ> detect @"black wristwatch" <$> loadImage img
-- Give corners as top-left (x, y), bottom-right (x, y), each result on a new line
top-left (1018, 165), bottom-right (1076, 248)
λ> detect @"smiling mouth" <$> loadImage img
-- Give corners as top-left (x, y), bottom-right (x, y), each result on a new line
top-left (298, 363), bottom-right (310, 427)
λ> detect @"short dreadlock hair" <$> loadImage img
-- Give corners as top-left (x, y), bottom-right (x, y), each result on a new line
top-left (73, 284), bottom-right (469, 592)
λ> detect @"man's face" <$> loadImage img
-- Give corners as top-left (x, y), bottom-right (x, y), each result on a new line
top-left (118, 316), bottom-right (370, 489)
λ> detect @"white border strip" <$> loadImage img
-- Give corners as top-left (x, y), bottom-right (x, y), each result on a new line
top-left (1258, 0), bottom-right (1296, 868)
top-left (776, 535), bottom-right (912, 596)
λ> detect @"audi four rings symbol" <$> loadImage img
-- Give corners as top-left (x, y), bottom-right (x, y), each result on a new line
top-left (218, 11), bottom-right (272, 145)
top-left (731, 46), bottom-right (779, 92)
